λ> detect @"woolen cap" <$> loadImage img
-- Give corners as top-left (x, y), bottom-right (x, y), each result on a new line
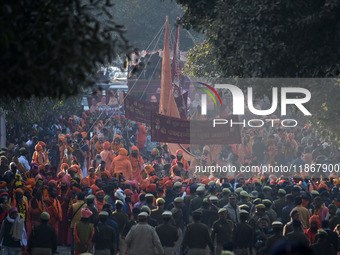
top-left (145, 193), bottom-right (154, 198)
top-left (253, 198), bottom-right (262, 204)
top-left (209, 196), bottom-right (218, 201)
top-left (311, 190), bottom-right (320, 196)
top-left (293, 185), bottom-right (302, 190)
top-left (115, 200), bottom-right (124, 205)
top-left (229, 194), bottom-right (237, 199)
top-left (240, 191), bottom-right (249, 197)
top-left (263, 186), bottom-right (272, 191)
top-left (173, 182), bottom-right (182, 188)
top-left (99, 211), bottom-right (109, 217)
top-left (255, 204), bottom-right (266, 209)
top-left (141, 205), bottom-right (151, 214)
top-left (208, 181), bottom-right (216, 186)
top-left (239, 204), bottom-right (250, 210)
top-left (222, 188), bottom-right (231, 194)
top-left (196, 186), bottom-right (205, 193)
top-left (162, 211), bottom-right (172, 217)
top-left (41, 212), bottom-right (50, 220)
top-left (272, 221), bottom-right (283, 227)
top-left (262, 199), bottom-right (272, 205)
top-left (317, 229), bottom-right (328, 236)
top-left (156, 198), bottom-right (165, 205)
top-left (235, 187), bottom-right (243, 194)
top-left (138, 212), bottom-right (149, 218)
top-left (81, 208), bottom-right (93, 218)
top-left (239, 209), bottom-right (249, 215)
top-left (250, 191), bottom-right (258, 198)
top-left (218, 208), bottom-right (227, 214)
top-left (174, 197), bottom-right (184, 203)
top-left (278, 189), bottom-right (286, 195)
top-left (86, 194), bottom-right (95, 201)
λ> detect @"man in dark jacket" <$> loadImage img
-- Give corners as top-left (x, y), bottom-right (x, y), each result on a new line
top-left (312, 230), bottom-right (334, 255)
top-left (28, 212), bottom-right (57, 255)
top-left (156, 211), bottom-right (178, 255)
top-left (102, 204), bottom-right (120, 254)
top-left (212, 208), bottom-right (233, 255)
top-left (181, 210), bottom-right (214, 255)
top-left (92, 211), bottom-right (116, 255)
top-left (232, 210), bottom-right (253, 255)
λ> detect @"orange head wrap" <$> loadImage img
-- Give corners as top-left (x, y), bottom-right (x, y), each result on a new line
top-left (176, 149), bottom-right (184, 156)
top-left (26, 178), bottom-right (36, 187)
top-left (90, 185), bottom-right (99, 194)
top-left (119, 148), bottom-right (128, 156)
top-left (38, 141), bottom-right (46, 148)
top-left (140, 179), bottom-right (149, 190)
top-left (60, 163), bottom-right (69, 172)
top-left (103, 141), bottom-right (111, 150)
top-left (96, 190), bottom-right (105, 197)
top-left (59, 136), bottom-right (66, 145)
top-left (35, 144), bottom-right (43, 151)
top-left (67, 166), bottom-right (78, 173)
top-left (131, 146), bottom-right (139, 153)
top-left (14, 188), bottom-right (24, 195)
top-left (144, 165), bottom-right (154, 174)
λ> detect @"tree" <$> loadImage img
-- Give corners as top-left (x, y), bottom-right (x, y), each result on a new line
top-left (3, 96), bottom-right (82, 141)
top-left (178, 0), bottom-right (340, 78)
top-left (177, 0), bottom-right (340, 142)
top-left (1, 0), bottom-right (130, 99)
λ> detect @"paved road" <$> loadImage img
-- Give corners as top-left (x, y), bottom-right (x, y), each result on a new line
top-left (56, 246), bottom-right (71, 254)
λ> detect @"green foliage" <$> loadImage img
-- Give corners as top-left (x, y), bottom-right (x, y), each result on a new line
top-left (178, 0), bottom-right (340, 142)
top-left (2, 96), bottom-right (82, 130)
top-left (182, 40), bottom-right (219, 77)
top-left (0, 0), bottom-right (130, 99)
top-left (178, 0), bottom-right (340, 78)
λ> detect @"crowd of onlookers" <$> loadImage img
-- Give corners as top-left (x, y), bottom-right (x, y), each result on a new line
top-left (0, 107), bottom-right (339, 255)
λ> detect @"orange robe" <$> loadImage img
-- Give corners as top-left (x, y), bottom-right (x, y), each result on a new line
top-left (27, 199), bottom-right (45, 237)
top-left (95, 141), bottom-right (103, 154)
top-left (171, 149), bottom-right (190, 171)
top-left (86, 175), bottom-right (99, 186)
top-left (32, 151), bottom-right (46, 168)
top-left (45, 197), bottom-right (62, 238)
top-left (128, 154), bottom-right (143, 183)
top-left (100, 150), bottom-right (115, 171)
top-left (110, 154), bottom-right (133, 179)
top-left (111, 142), bottom-right (123, 155)
top-left (137, 125), bottom-right (147, 150)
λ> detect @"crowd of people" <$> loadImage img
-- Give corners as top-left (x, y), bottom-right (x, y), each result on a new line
top-left (0, 107), bottom-right (340, 255)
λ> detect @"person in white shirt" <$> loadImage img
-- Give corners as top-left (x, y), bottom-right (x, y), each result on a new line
top-left (26, 136), bottom-right (33, 147)
top-left (18, 148), bottom-right (30, 172)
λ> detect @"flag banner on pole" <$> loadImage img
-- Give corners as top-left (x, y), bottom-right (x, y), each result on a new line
top-left (124, 93), bottom-right (158, 124)
top-left (151, 112), bottom-right (241, 144)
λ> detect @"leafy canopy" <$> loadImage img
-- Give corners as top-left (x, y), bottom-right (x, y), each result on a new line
top-left (1, 0), bottom-right (130, 99)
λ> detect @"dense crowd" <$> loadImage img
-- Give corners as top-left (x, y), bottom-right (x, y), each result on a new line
top-left (0, 108), bottom-right (340, 255)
